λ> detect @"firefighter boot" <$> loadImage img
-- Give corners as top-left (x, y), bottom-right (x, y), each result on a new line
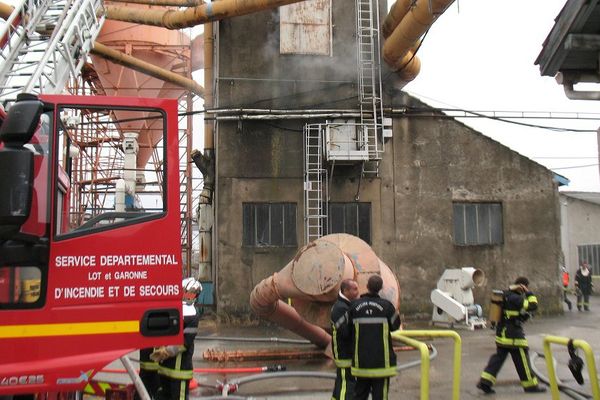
top-left (476, 382), bottom-right (495, 394)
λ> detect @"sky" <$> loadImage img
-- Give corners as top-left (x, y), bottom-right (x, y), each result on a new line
top-left (393, 0), bottom-right (600, 192)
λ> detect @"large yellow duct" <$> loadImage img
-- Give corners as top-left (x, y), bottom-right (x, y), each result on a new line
top-left (105, 0), bottom-right (310, 29)
top-left (91, 41), bottom-right (205, 96)
top-left (383, 0), bottom-right (454, 83)
top-left (0, 1), bottom-right (13, 19)
top-left (107, 0), bottom-right (203, 6)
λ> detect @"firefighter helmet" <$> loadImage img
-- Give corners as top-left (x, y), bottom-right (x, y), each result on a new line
top-left (182, 277), bottom-right (202, 306)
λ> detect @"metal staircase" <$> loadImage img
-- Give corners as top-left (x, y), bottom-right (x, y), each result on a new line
top-left (303, 124), bottom-right (328, 244)
top-left (0, 0), bottom-right (105, 105)
top-left (356, 0), bottom-right (384, 168)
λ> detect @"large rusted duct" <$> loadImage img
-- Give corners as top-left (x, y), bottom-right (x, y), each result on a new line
top-left (105, 0), bottom-right (311, 29)
top-left (108, 0), bottom-right (203, 6)
top-left (382, 0), bottom-right (454, 84)
top-left (250, 234), bottom-right (400, 348)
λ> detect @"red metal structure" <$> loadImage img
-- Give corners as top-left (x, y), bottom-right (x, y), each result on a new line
top-left (0, 94), bottom-right (183, 395)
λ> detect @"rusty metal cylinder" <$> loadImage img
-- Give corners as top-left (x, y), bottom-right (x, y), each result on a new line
top-left (250, 233), bottom-right (400, 348)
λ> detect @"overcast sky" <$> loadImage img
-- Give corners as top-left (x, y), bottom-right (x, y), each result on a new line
top-left (391, 0), bottom-right (600, 192)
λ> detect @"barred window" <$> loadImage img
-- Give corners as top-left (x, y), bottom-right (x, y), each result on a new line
top-left (243, 203), bottom-right (297, 247)
top-left (578, 245), bottom-right (600, 275)
top-left (453, 202), bottom-right (503, 246)
top-left (328, 203), bottom-right (371, 244)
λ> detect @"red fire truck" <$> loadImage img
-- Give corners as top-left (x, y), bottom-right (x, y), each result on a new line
top-left (0, 94), bottom-right (184, 396)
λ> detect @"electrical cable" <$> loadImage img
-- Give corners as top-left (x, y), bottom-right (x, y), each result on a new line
top-left (531, 352), bottom-right (592, 400)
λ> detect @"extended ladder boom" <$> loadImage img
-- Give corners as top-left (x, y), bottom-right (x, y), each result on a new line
top-left (0, 0), bottom-right (105, 105)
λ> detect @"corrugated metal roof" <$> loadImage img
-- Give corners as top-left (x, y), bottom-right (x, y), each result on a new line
top-left (535, 0), bottom-right (600, 77)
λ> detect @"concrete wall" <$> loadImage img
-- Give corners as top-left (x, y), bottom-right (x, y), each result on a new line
top-left (560, 193), bottom-right (600, 279)
top-left (213, 1), bottom-right (562, 318)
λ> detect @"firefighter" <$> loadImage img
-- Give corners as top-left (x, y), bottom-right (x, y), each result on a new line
top-left (330, 278), bottom-right (359, 400)
top-left (477, 276), bottom-right (546, 394)
top-left (575, 261), bottom-right (593, 311)
top-left (347, 275), bottom-right (400, 400)
top-left (135, 347), bottom-right (160, 400)
top-left (152, 277), bottom-right (202, 400)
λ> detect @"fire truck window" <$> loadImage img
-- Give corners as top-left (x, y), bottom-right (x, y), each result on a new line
top-left (0, 266), bottom-right (41, 305)
top-left (54, 106), bottom-right (166, 236)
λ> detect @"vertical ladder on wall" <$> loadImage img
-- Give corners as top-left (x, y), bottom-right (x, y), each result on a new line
top-left (356, 0), bottom-right (384, 172)
top-left (303, 124), bottom-right (328, 244)
top-left (0, 0), bottom-right (105, 105)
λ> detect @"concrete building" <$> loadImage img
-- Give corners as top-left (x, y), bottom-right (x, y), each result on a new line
top-left (210, 0), bottom-right (563, 318)
top-left (560, 192), bottom-right (600, 278)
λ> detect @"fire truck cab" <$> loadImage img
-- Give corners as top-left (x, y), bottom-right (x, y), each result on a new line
top-left (0, 94), bottom-right (183, 395)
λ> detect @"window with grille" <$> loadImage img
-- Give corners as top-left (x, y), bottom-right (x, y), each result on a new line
top-left (243, 203), bottom-right (297, 247)
top-left (453, 202), bottom-right (503, 246)
top-left (328, 203), bottom-right (371, 244)
top-left (578, 245), bottom-right (600, 275)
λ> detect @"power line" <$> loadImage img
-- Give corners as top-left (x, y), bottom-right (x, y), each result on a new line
top-left (551, 163), bottom-right (599, 170)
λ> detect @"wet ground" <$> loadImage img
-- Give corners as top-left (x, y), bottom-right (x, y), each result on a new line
top-left (94, 295), bottom-right (600, 399)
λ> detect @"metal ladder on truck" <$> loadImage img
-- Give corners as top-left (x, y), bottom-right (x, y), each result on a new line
top-left (0, 0), bottom-right (105, 106)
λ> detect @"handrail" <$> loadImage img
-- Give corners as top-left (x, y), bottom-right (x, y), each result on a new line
top-left (543, 335), bottom-right (600, 400)
top-left (391, 329), bottom-right (462, 400)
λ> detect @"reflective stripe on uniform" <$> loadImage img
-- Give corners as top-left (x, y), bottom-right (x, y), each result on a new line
top-left (382, 321), bottom-right (390, 369)
top-left (351, 366), bottom-right (396, 378)
top-left (335, 358), bottom-right (352, 368)
top-left (140, 361), bottom-right (158, 371)
top-left (480, 371), bottom-right (496, 384)
top-left (158, 353), bottom-right (193, 380)
top-left (495, 336), bottom-right (528, 347)
top-left (353, 317), bottom-right (388, 324)
top-left (519, 347), bottom-right (538, 388)
top-left (340, 367), bottom-right (348, 400)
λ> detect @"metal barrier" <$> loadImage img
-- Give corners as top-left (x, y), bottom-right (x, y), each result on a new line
top-left (543, 335), bottom-right (600, 400)
top-left (391, 330), bottom-right (462, 400)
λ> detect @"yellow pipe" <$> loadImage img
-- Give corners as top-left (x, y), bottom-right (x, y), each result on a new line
top-left (394, 330), bottom-right (462, 400)
top-left (543, 335), bottom-right (600, 400)
top-left (392, 332), bottom-right (431, 400)
top-left (105, 0), bottom-right (310, 30)
top-left (381, 0), bottom-right (411, 39)
top-left (383, 0), bottom-right (454, 69)
top-left (0, 1), bottom-right (13, 19)
top-left (91, 42), bottom-right (205, 97)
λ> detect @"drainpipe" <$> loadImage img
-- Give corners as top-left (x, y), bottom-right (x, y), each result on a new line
top-left (105, 0), bottom-right (310, 29)
top-left (556, 72), bottom-right (600, 101)
top-left (382, 0), bottom-right (454, 83)
top-left (91, 42), bottom-right (205, 97)
top-left (191, 21), bottom-right (214, 282)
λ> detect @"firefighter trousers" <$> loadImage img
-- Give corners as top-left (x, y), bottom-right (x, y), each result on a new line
top-left (353, 377), bottom-right (390, 400)
top-left (480, 345), bottom-right (539, 389)
top-left (577, 292), bottom-right (590, 310)
top-left (331, 366), bottom-right (354, 400)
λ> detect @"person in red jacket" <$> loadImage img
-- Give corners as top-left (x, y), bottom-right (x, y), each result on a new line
top-left (561, 266), bottom-right (572, 311)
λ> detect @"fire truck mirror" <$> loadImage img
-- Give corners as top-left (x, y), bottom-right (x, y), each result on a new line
top-left (0, 147), bottom-right (33, 237)
top-left (140, 308), bottom-right (181, 337)
top-left (0, 93), bottom-right (44, 147)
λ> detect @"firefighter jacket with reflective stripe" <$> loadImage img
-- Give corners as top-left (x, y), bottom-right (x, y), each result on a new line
top-left (331, 294), bottom-right (353, 368)
top-left (158, 313), bottom-right (198, 380)
top-left (495, 289), bottom-right (538, 348)
top-left (348, 293), bottom-right (401, 378)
